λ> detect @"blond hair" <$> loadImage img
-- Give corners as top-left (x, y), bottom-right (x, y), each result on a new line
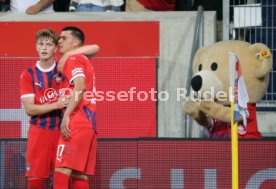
top-left (36, 29), bottom-right (59, 45)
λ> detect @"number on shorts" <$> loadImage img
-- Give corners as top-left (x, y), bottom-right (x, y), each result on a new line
top-left (56, 144), bottom-right (65, 160)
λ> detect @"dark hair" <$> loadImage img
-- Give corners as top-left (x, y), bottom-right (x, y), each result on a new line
top-left (62, 26), bottom-right (85, 44)
top-left (36, 29), bottom-right (59, 45)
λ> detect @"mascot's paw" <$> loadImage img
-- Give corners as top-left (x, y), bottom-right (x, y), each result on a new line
top-left (183, 99), bottom-right (200, 118)
top-left (199, 101), bottom-right (230, 122)
top-left (198, 101), bottom-right (214, 115)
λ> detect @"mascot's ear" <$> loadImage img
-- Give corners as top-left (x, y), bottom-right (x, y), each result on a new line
top-left (249, 43), bottom-right (272, 79)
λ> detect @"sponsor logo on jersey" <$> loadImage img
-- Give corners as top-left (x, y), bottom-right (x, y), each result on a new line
top-left (40, 88), bottom-right (59, 104)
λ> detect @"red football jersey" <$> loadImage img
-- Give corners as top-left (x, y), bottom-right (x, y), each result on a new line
top-left (20, 61), bottom-right (61, 130)
top-left (208, 104), bottom-right (262, 138)
top-left (60, 54), bottom-right (96, 131)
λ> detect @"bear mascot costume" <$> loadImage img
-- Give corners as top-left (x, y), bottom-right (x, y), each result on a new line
top-left (183, 40), bottom-right (272, 138)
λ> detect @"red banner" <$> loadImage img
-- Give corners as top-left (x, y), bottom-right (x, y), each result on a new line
top-left (2, 140), bottom-right (276, 188)
top-left (93, 140), bottom-right (276, 189)
top-left (0, 22), bottom-right (159, 57)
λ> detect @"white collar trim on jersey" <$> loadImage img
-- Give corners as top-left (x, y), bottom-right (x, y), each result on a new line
top-left (36, 61), bottom-right (56, 72)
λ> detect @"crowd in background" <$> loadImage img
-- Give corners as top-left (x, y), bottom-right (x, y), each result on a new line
top-left (0, 0), bottom-right (196, 14)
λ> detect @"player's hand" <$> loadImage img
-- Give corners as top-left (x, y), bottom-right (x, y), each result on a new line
top-left (61, 115), bottom-right (71, 138)
top-left (26, 5), bottom-right (41, 15)
top-left (56, 97), bottom-right (70, 109)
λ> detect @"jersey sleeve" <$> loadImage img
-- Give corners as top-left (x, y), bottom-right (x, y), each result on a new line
top-left (20, 70), bottom-right (35, 99)
top-left (63, 55), bottom-right (86, 85)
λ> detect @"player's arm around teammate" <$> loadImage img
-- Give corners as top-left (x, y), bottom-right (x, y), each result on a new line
top-left (21, 28), bottom-right (99, 189)
top-left (21, 41), bottom-right (98, 116)
top-left (58, 44), bottom-right (100, 72)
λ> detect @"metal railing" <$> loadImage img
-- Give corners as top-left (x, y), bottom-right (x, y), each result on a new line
top-left (183, 5), bottom-right (205, 138)
top-left (223, 0), bottom-right (276, 108)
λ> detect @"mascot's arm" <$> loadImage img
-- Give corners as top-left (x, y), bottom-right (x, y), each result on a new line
top-left (199, 101), bottom-right (231, 122)
top-left (183, 99), bottom-right (210, 127)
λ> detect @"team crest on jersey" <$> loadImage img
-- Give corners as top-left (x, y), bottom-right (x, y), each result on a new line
top-left (26, 162), bottom-right (31, 172)
top-left (53, 73), bottom-right (62, 84)
top-left (72, 68), bottom-right (83, 76)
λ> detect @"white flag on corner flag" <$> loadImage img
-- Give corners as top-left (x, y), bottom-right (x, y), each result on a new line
top-left (229, 52), bottom-right (249, 134)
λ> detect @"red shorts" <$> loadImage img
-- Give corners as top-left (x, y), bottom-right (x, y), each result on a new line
top-left (26, 125), bottom-right (60, 178)
top-left (55, 127), bottom-right (97, 175)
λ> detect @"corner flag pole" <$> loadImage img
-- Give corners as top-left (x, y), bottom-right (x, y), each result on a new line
top-left (229, 52), bottom-right (239, 189)
top-left (231, 101), bottom-right (239, 189)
